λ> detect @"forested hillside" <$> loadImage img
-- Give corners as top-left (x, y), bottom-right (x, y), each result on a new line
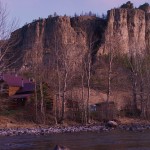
top-left (0, 1), bottom-right (150, 125)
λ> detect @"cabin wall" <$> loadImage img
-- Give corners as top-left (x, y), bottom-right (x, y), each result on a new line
top-left (9, 86), bottom-right (20, 96)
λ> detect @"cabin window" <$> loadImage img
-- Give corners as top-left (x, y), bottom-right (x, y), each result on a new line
top-left (0, 83), bottom-right (8, 93)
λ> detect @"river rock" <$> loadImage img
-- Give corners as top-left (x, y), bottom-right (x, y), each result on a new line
top-left (107, 121), bottom-right (118, 128)
top-left (53, 145), bottom-right (70, 150)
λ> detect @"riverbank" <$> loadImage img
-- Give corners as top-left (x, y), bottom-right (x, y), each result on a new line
top-left (1, 123), bottom-right (150, 136)
top-left (1, 116), bottom-right (150, 136)
top-left (0, 124), bottom-right (108, 136)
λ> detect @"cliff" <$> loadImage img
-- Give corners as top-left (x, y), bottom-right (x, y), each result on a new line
top-left (8, 2), bottom-right (150, 69)
top-left (2, 2), bottom-right (150, 122)
top-left (98, 2), bottom-right (150, 56)
top-left (9, 16), bottom-right (106, 69)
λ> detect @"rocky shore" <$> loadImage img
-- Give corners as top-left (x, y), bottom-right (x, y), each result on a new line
top-left (119, 123), bottom-right (150, 131)
top-left (0, 124), bottom-right (108, 136)
top-left (0, 123), bottom-right (150, 136)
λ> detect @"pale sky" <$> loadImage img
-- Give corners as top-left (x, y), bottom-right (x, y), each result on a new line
top-left (2, 0), bottom-right (149, 27)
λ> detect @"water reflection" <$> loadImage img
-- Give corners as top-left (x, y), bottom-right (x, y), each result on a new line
top-left (0, 130), bottom-right (150, 150)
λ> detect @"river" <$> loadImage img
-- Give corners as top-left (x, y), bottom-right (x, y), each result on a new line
top-left (0, 130), bottom-right (150, 150)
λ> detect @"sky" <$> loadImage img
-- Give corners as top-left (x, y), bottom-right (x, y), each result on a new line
top-left (2, 0), bottom-right (150, 27)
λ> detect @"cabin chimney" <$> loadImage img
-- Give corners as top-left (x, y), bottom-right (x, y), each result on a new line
top-left (29, 77), bottom-right (34, 82)
top-left (22, 78), bottom-right (24, 87)
top-left (0, 73), bottom-right (3, 81)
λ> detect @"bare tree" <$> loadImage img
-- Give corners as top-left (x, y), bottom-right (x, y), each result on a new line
top-left (84, 32), bottom-right (99, 124)
top-left (105, 33), bottom-right (121, 120)
top-left (48, 32), bottom-right (81, 123)
top-left (137, 56), bottom-right (146, 118)
top-left (60, 43), bottom-right (77, 123)
top-left (0, 1), bottom-right (19, 73)
top-left (127, 42), bottom-right (144, 116)
top-left (144, 58), bottom-right (150, 119)
top-left (54, 34), bottom-right (61, 124)
top-left (102, 33), bottom-right (116, 120)
top-left (85, 45), bottom-right (92, 124)
top-left (135, 53), bottom-right (150, 118)
top-left (80, 52), bottom-right (86, 123)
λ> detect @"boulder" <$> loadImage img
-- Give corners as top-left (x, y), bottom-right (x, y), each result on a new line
top-left (53, 145), bottom-right (70, 150)
top-left (107, 121), bottom-right (118, 128)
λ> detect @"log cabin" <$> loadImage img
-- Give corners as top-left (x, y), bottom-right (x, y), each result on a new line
top-left (0, 74), bottom-right (35, 102)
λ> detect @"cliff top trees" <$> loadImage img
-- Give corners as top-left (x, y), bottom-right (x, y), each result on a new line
top-left (120, 1), bottom-right (134, 9)
top-left (139, 3), bottom-right (150, 13)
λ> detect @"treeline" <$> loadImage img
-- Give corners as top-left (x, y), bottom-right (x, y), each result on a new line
top-left (27, 11), bottom-right (107, 25)
top-left (16, 31), bottom-right (150, 125)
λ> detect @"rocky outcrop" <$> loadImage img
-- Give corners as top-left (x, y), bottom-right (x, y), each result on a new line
top-left (8, 2), bottom-right (150, 69)
top-left (98, 2), bottom-right (149, 56)
top-left (10, 16), bottom-right (105, 69)
top-left (146, 13), bottom-right (150, 53)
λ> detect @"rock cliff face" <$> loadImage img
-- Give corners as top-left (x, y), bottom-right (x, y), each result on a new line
top-left (98, 4), bottom-right (150, 56)
top-left (9, 2), bottom-right (150, 69)
top-left (10, 16), bottom-right (105, 69)
top-left (146, 13), bottom-right (150, 53)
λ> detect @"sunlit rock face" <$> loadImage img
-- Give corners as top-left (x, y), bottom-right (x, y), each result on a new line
top-left (98, 5), bottom-right (149, 56)
top-left (8, 2), bottom-right (150, 69)
top-left (10, 16), bottom-right (105, 69)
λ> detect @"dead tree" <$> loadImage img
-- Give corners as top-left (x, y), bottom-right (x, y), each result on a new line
top-left (81, 54), bottom-right (86, 123)
top-left (135, 54), bottom-right (145, 118)
top-left (85, 50), bottom-right (91, 124)
top-left (104, 34), bottom-right (116, 120)
top-left (127, 44), bottom-right (144, 116)
top-left (129, 54), bottom-right (146, 117)
top-left (145, 60), bottom-right (150, 118)
top-left (60, 43), bottom-right (75, 123)
top-left (0, 1), bottom-right (19, 73)
top-left (84, 33), bottom-right (99, 124)
top-left (105, 32), bottom-right (121, 120)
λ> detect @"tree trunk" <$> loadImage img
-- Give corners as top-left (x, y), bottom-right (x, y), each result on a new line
top-left (81, 69), bottom-right (86, 124)
top-left (54, 94), bottom-right (58, 124)
top-left (34, 80), bottom-right (38, 122)
top-left (61, 70), bottom-right (68, 123)
top-left (132, 71), bottom-right (138, 115)
top-left (86, 53), bottom-right (91, 124)
top-left (40, 82), bottom-right (45, 124)
top-left (140, 77), bottom-right (145, 118)
top-left (106, 53), bottom-right (113, 120)
top-left (56, 57), bottom-right (61, 123)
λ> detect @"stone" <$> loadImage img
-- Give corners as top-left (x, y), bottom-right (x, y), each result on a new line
top-left (53, 145), bottom-right (70, 150)
top-left (107, 121), bottom-right (118, 128)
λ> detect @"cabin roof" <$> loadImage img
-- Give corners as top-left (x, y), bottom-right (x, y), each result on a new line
top-left (10, 94), bottom-right (31, 99)
top-left (2, 74), bottom-right (29, 87)
top-left (17, 83), bottom-right (35, 93)
top-left (0, 74), bottom-right (35, 99)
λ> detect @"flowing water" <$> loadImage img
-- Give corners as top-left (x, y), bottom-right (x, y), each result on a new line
top-left (0, 130), bottom-right (150, 150)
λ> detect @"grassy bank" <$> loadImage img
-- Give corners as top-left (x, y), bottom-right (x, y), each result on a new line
top-left (0, 115), bottom-right (150, 129)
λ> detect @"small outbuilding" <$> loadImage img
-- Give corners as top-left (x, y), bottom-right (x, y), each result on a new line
top-left (90, 101), bottom-right (118, 121)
